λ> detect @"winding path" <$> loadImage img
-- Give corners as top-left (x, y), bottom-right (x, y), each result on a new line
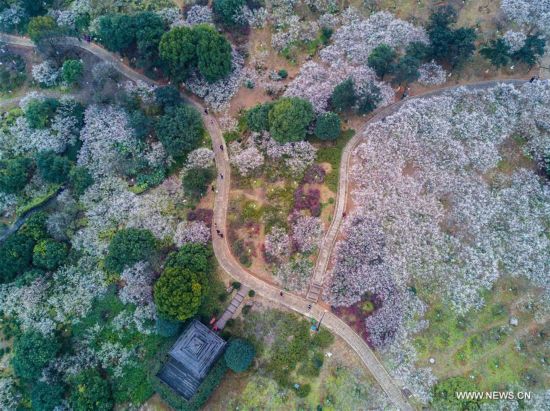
top-left (0, 32), bottom-right (534, 410)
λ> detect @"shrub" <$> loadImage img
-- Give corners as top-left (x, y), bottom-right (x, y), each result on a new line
top-left (295, 383), bottom-right (311, 398)
top-left (232, 281), bottom-right (241, 290)
top-left (431, 377), bottom-right (481, 410)
top-left (12, 331), bottom-right (60, 381)
top-left (61, 59), bottom-right (83, 84)
top-left (195, 24), bottom-right (233, 83)
top-left (0, 52), bottom-right (26, 93)
top-left (224, 338), bottom-right (255, 372)
top-left (0, 157), bottom-right (33, 194)
top-left (27, 16), bottom-right (57, 43)
top-left (154, 85), bottom-right (181, 110)
top-left (246, 102), bottom-right (273, 132)
top-left (248, 289), bottom-right (255, 297)
top-left (155, 104), bottom-right (204, 159)
top-left (154, 267), bottom-right (203, 321)
top-left (68, 369), bottom-right (113, 411)
top-left (315, 112), bottom-right (341, 141)
top-left (25, 98), bottom-right (59, 129)
top-left (104, 228), bottom-right (157, 273)
top-left (268, 97), bottom-right (314, 143)
top-left (213, 0), bottom-right (247, 27)
top-left (32, 239), bottom-right (68, 270)
top-left (31, 381), bottom-right (65, 411)
top-left (182, 167), bottom-right (214, 199)
top-left (155, 317), bottom-right (182, 337)
top-left (330, 78), bottom-right (356, 113)
top-left (391, 55), bottom-right (421, 85)
top-left (0, 233), bottom-right (34, 283)
top-left (278, 69), bottom-right (288, 79)
top-left (480, 38), bottom-right (511, 68)
top-left (367, 44), bottom-right (397, 78)
top-left (35, 151), bottom-right (71, 184)
top-left (69, 166), bottom-right (93, 196)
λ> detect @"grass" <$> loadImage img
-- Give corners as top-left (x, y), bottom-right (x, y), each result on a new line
top-left (315, 129), bottom-right (355, 193)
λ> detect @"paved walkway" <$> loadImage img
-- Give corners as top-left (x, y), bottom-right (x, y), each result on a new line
top-left (1, 32), bottom-right (535, 410)
top-left (215, 286), bottom-right (250, 330)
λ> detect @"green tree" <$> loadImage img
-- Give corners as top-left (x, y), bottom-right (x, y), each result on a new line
top-left (246, 102), bottom-right (273, 132)
top-left (36, 151), bottom-right (71, 184)
top-left (155, 104), bottom-right (204, 158)
top-left (133, 12), bottom-right (166, 71)
top-left (69, 166), bottom-right (93, 196)
top-left (268, 97), bottom-right (314, 143)
top-left (31, 381), bottom-right (65, 411)
top-left (183, 167), bottom-right (215, 199)
top-left (154, 267), bottom-right (203, 321)
top-left (330, 78), bottom-right (356, 113)
top-left (0, 157), bottom-right (33, 194)
top-left (224, 338), bottom-right (256, 372)
top-left (392, 55), bottom-right (421, 84)
top-left (159, 26), bottom-right (198, 81)
top-left (104, 228), bottom-right (157, 273)
top-left (480, 38), bottom-right (511, 68)
top-left (512, 35), bottom-right (546, 67)
top-left (195, 25), bottom-right (233, 82)
top-left (427, 6), bottom-right (476, 68)
top-left (22, 0), bottom-right (53, 17)
top-left (213, 0), bottom-right (247, 27)
top-left (12, 331), bottom-right (60, 381)
top-left (432, 377), bottom-right (482, 410)
top-left (0, 233), bottom-right (34, 283)
top-left (25, 98), bottom-right (59, 129)
top-left (155, 85), bottom-right (181, 110)
top-left (19, 212), bottom-right (48, 241)
top-left (62, 59), bottom-right (84, 84)
top-left (314, 112), bottom-right (341, 141)
top-left (165, 243), bottom-right (213, 276)
top-left (367, 44), bottom-right (397, 78)
top-left (405, 41), bottom-right (430, 61)
top-left (33, 239), bottom-right (68, 270)
top-left (356, 83), bottom-right (381, 115)
top-left (96, 14), bottom-right (135, 52)
top-left (27, 16), bottom-right (57, 43)
top-left (69, 369), bottom-right (113, 411)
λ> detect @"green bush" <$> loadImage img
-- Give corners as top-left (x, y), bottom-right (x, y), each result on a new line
top-left (69, 166), bottom-right (93, 196)
top-left (330, 78), bottom-right (356, 113)
top-left (68, 368), bottom-right (113, 411)
top-left (246, 102), bottom-right (273, 132)
top-left (315, 112), bottom-right (341, 141)
top-left (431, 377), bottom-right (482, 410)
top-left (248, 289), bottom-right (255, 297)
top-left (295, 383), bottom-right (311, 398)
top-left (27, 16), bottom-right (57, 43)
top-left (0, 157), bottom-right (33, 194)
top-left (36, 151), bottom-right (71, 184)
top-left (155, 317), bottom-right (182, 337)
top-left (232, 281), bottom-right (241, 290)
top-left (268, 97), bottom-right (314, 143)
top-left (19, 211), bottom-right (48, 241)
top-left (155, 104), bottom-right (204, 159)
top-left (61, 59), bottom-right (84, 84)
top-left (213, 0), bottom-right (247, 27)
top-left (12, 330), bottom-right (60, 381)
top-left (112, 364), bottom-right (154, 405)
top-left (183, 167), bottom-right (215, 199)
top-left (104, 228), bottom-right (157, 273)
top-left (224, 338), bottom-right (255, 372)
top-left (367, 44), bottom-right (397, 78)
top-left (31, 381), bottom-right (65, 411)
top-left (0, 233), bottom-right (35, 283)
top-left (33, 239), bottom-right (68, 270)
top-left (154, 267), bottom-right (204, 321)
top-left (278, 69), bottom-right (288, 79)
top-left (25, 98), bottom-right (59, 129)
top-left (155, 85), bottom-right (182, 110)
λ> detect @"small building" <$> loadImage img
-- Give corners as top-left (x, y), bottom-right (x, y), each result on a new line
top-left (157, 319), bottom-right (227, 400)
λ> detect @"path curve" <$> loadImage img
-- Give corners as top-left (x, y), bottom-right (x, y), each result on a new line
top-left (1, 32), bottom-right (531, 410)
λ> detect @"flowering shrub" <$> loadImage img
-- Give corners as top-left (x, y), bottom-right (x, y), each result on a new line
top-left (264, 226), bottom-right (291, 262)
top-left (417, 62), bottom-right (447, 86)
top-left (302, 164), bottom-right (326, 184)
top-left (229, 141), bottom-right (264, 176)
top-left (291, 215), bottom-right (322, 253)
top-left (274, 256), bottom-right (313, 291)
top-left (0, 377), bottom-right (19, 409)
top-left (501, 0), bottom-right (550, 36)
top-left (174, 220), bottom-right (211, 247)
top-left (185, 5), bottom-right (213, 26)
top-left (503, 30), bottom-right (527, 52)
top-left (119, 261), bottom-right (154, 306)
top-left (31, 61), bottom-right (60, 87)
top-left (293, 186), bottom-right (321, 216)
top-left (186, 147), bottom-right (215, 170)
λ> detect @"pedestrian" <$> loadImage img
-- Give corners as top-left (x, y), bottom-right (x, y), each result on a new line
top-left (280, 291), bottom-right (283, 297)
top-left (220, 233), bottom-right (224, 238)
top-left (219, 144), bottom-right (224, 151)
top-left (211, 185), bottom-right (215, 192)
top-left (204, 108), bottom-right (208, 114)
top-left (220, 174), bottom-right (224, 179)
top-left (307, 304), bottom-right (312, 310)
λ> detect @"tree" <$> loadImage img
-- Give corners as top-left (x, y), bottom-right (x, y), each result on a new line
top-left (315, 112), bottom-right (341, 141)
top-left (0, 157), bottom-right (33, 194)
top-left (19, 212), bottom-right (48, 241)
top-left (246, 102), bottom-right (273, 132)
top-left (68, 369), bottom-right (113, 411)
top-left (165, 243), bottom-right (213, 277)
top-left (61, 59), bottom-right (84, 84)
top-left (330, 78), bottom-right (356, 113)
top-left (512, 35), bottom-right (546, 67)
top-left (36, 151), bottom-right (71, 184)
top-left (356, 83), bottom-right (381, 115)
top-left (12, 331), bottom-right (60, 381)
top-left (104, 228), bottom-right (157, 273)
top-left (392, 55), bottom-right (421, 85)
top-left (33, 239), bottom-right (68, 271)
top-left (27, 16), bottom-right (57, 43)
top-left (0, 233), bottom-right (34, 283)
top-left (432, 377), bottom-right (482, 410)
top-left (183, 167), bottom-right (215, 199)
top-left (268, 97), bottom-right (314, 143)
top-left (69, 166), bottom-right (93, 196)
top-left (31, 381), bottom-right (65, 411)
top-left (96, 14), bottom-right (135, 53)
top-left (195, 24), bottom-right (233, 83)
top-left (155, 104), bottom-right (204, 158)
top-left (427, 6), bottom-right (476, 68)
top-left (159, 26), bottom-right (198, 82)
top-left (405, 41), bottom-right (430, 61)
top-left (154, 267), bottom-right (203, 321)
top-left (224, 338), bottom-right (255, 372)
top-left (213, 0), bottom-right (247, 27)
top-left (480, 38), bottom-right (511, 68)
top-left (22, 0), bottom-right (53, 17)
top-left (367, 44), bottom-right (397, 78)
top-left (25, 98), bottom-right (59, 129)
top-left (155, 86), bottom-right (181, 110)
top-left (133, 12), bottom-right (166, 71)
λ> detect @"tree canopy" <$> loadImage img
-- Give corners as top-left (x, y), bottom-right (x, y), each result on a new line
top-left (104, 228), bottom-right (157, 273)
top-left (155, 104), bottom-right (204, 159)
top-left (246, 102), bottom-right (273, 132)
top-left (33, 238), bottom-right (68, 271)
top-left (36, 151), bottom-right (71, 184)
top-left (25, 98), bottom-right (59, 129)
top-left (368, 44), bottom-right (397, 78)
top-left (213, 0), bottom-right (247, 27)
top-left (330, 78), bottom-right (357, 113)
top-left (268, 98), bottom-right (314, 143)
top-left (224, 338), bottom-right (256, 372)
top-left (432, 377), bottom-right (481, 410)
top-left (0, 157), bottom-right (33, 194)
top-left (31, 381), bottom-right (65, 411)
top-left (165, 242), bottom-right (214, 277)
top-left (315, 112), bottom-right (341, 141)
top-left (183, 167), bottom-right (215, 199)
top-left (0, 233), bottom-right (35, 283)
top-left (27, 16), bottom-right (57, 43)
top-left (12, 330), bottom-right (61, 381)
top-left (68, 369), bottom-right (113, 411)
top-left (62, 59), bottom-right (84, 85)
top-left (154, 267), bottom-right (204, 321)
